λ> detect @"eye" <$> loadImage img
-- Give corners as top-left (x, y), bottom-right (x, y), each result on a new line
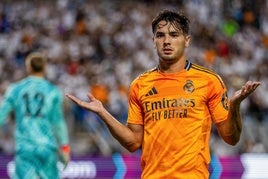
top-left (155, 33), bottom-right (164, 38)
top-left (170, 32), bottom-right (180, 37)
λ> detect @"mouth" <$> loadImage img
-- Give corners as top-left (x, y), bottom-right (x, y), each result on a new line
top-left (163, 48), bottom-right (173, 54)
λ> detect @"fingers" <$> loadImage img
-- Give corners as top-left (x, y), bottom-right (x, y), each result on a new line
top-left (87, 92), bottom-right (95, 101)
top-left (65, 93), bottom-right (79, 103)
top-left (66, 93), bottom-right (95, 109)
top-left (241, 81), bottom-right (261, 95)
top-left (65, 93), bottom-right (86, 107)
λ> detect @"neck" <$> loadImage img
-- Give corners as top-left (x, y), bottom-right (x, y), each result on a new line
top-left (158, 59), bottom-right (186, 73)
top-left (29, 72), bottom-right (44, 78)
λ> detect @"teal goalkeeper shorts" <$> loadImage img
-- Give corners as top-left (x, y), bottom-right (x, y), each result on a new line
top-left (12, 149), bottom-right (59, 179)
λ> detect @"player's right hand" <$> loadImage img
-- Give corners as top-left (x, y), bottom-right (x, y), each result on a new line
top-left (65, 93), bottom-right (104, 113)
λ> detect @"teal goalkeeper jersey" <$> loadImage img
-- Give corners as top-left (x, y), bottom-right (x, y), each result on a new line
top-left (0, 76), bottom-right (69, 154)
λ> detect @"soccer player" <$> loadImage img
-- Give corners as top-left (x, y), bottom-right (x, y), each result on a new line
top-left (0, 52), bottom-right (70, 179)
top-left (66, 10), bottom-right (261, 178)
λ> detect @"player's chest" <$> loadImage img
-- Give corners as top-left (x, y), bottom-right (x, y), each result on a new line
top-left (139, 78), bottom-right (208, 121)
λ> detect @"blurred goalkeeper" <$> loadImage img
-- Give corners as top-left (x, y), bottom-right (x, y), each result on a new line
top-left (0, 52), bottom-right (70, 179)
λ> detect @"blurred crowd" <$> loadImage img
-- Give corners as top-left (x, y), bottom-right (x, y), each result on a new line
top-left (0, 0), bottom-right (267, 156)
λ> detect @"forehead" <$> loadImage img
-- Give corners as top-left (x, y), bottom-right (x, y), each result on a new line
top-left (155, 20), bottom-right (181, 32)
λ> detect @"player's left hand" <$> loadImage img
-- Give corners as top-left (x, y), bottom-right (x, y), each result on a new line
top-left (230, 81), bottom-right (261, 105)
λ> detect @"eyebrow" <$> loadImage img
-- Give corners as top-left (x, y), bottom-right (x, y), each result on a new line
top-left (155, 30), bottom-right (181, 34)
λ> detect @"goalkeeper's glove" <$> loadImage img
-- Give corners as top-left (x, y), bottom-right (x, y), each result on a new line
top-left (59, 145), bottom-right (71, 169)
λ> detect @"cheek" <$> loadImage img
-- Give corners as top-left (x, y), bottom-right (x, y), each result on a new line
top-left (179, 38), bottom-right (189, 48)
top-left (173, 40), bottom-right (185, 49)
top-left (155, 42), bottom-right (162, 50)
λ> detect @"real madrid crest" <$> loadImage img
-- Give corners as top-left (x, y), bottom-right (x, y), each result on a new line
top-left (183, 80), bottom-right (195, 93)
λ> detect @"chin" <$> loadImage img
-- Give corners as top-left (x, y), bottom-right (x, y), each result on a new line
top-left (161, 56), bottom-right (176, 63)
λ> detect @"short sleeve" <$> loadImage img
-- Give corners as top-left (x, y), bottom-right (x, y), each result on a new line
top-left (127, 82), bottom-right (144, 125)
top-left (207, 75), bottom-right (229, 124)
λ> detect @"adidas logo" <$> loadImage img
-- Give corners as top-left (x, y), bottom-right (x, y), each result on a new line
top-left (145, 87), bottom-right (158, 96)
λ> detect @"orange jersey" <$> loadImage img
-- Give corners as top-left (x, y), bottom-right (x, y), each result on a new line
top-left (127, 61), bottom-right (229, 179)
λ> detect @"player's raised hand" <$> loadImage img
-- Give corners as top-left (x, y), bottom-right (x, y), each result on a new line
top-left (65, 93), bottom-right (104, 113)
top-left (230, 81), bottom-right (261, 105)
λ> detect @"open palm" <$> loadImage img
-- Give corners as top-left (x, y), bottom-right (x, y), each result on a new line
top-left (66, 93), bottom-right (104, 113)
top-left (230, 81), bottom-right (261, 105)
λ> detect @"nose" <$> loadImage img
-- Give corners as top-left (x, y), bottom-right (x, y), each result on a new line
top-left (163, 35), bottom-right (171, 45)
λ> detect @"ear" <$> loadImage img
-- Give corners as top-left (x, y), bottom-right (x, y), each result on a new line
top-left (185, 35), bottom-right (190, 47)
top-left (152, 36), bottom-right (156, 48)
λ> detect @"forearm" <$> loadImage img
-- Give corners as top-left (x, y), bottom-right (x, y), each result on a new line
top-left (217, 102), bottom-right (242, 145)
top-left (53, 107), bottom-right (69, 145)
top-left (54, 121), bottom-right (69, 145)
top-left (217, 81), bottom-right (261, 145)
top-left (97, 108), bottom-right (141, 152)
top-left (65, 93), bottom-right (143, 151)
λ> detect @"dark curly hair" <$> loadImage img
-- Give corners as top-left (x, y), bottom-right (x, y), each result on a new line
top-left (152, 10), bottom-right (190, 35)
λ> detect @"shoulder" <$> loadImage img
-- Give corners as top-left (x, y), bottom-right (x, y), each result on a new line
top-left (189, 62), bottom-right (225, 88)
top-left (6, 78), bottom-right (27, 91)
top-left (190, 62), bottom-right (219, 77)
top-left (46, 81), bottom-right (62, 94)
top-left (35, 78), bottom-right (62, 96)
top-left (131, 67), bottom-right (158, 86)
